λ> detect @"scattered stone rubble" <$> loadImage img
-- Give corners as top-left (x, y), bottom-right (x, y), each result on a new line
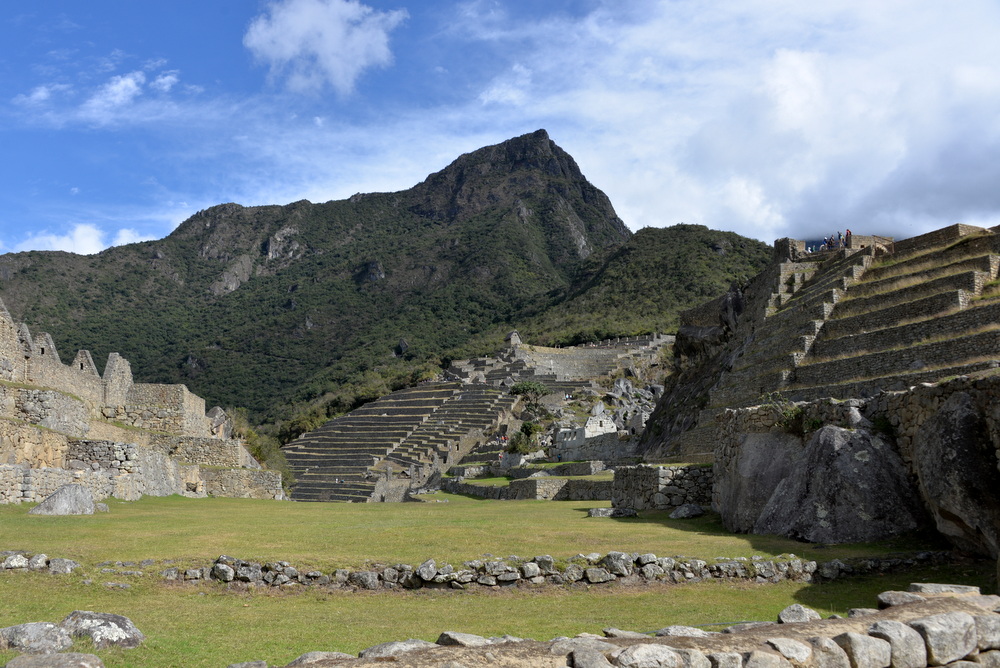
top-left (162, 551), bottom-right (950, 592)
top-left (212, 584), bottom-right (1000, 668)
top-left (0, 551), bottom-right (80, 575)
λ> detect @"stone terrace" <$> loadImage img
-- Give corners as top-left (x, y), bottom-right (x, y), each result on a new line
top-left (665, 224), bottom-right (1000, 455)
top-left (730, 225), bottom-right (999, 405)
top-left (787, 225), bottom-right (1000, 401)
top-left (283, 383), bottom-right (515, 502)
top-left (448, 335), bottom-right (671, 397)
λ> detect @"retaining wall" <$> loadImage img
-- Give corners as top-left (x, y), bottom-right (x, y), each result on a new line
top-left (200, 468), bottom-right (284, 500)
top-left (146, 434), bottom-right (258, 468)
top-left (814, 297), bottom-right (1000, 360)
top-left (891, 223), bottom-right (988, 257)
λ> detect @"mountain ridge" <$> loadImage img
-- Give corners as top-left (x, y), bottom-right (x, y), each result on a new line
top-left (0, 130), bottom-right (770, 435)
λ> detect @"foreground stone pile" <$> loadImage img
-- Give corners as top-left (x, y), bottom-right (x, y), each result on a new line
top-left (221, 584), bottom-right (998, 668)
top-left (172, 551), bottom-right (948, 591)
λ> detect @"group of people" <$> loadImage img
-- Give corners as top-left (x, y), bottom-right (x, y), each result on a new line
top-left (808, 228), bottom-right (853, 253)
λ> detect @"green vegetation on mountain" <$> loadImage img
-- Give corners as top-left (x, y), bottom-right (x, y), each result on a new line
top-left (0, 130), bottom-right (770, 440)
top-left (518, 224), bottom-right (772, 346)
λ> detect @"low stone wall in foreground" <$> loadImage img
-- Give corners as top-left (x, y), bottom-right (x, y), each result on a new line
top-left (169, 550), bottom-right (950, 592)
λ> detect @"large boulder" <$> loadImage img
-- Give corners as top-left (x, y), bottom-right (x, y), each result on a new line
top-left (908, 391), bottom-right (1000, 557)
top-left (753, 426), bottom-right (925, 543)
top-left (715, 431), bottom-right (804, 533)
top-left (0, 622), bottom-right (73, 654)
top-left (60, 611), bottom-right (145, 649)
top-left (28, 484), bottom-right (96, 516)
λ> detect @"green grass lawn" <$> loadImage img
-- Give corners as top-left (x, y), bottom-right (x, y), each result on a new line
top-left (0, 493), bottom-right (992, 668)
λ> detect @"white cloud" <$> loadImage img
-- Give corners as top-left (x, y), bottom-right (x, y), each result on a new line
top-left (434, 0), bottom-right (1000, 242)
top-left (16, 224), bottom-right (108, 255)
top-left (112, 228), bottom-right (156, 246)
top-left (150, 70), bottom-right (180, 93)
top-left (479, 64), bottom-right (532, 106)
top-left (80, 71), bottom-right (146, 122)
top-left (12, 83), bottom-right (71, 106)
top-left (244, 0), bottom-right (408, 95)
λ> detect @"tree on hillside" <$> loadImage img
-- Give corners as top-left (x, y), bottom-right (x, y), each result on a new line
top-left (510, 380), bottom-right (549, 413)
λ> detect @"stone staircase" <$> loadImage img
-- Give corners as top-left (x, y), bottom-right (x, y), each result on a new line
top-left (283, 383), bottom-right (515, 502)
top-left (384, 386), bottom-right (516, 470)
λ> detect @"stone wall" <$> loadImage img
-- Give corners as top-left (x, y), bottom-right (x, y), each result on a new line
top-left (891, 222), bottom-right (987, 257)
top-left (199, 468), bottom-right (284, 500)
top-left (0, 302), bottom-right (27, 383)
top-left (28, 352), bottom-right (105, 405)
top-left (553, 425), bottom-right (640, 462)
top-left (814, 293), bottom-right (995, 360)
top-left (611, 464), bottom-right (713, 511)
top-left (442, 477), bottom-right (612, 501)
top-left (0, 419), bottom-right (70, 468)
top-left (5, 386), bottom-right (90, 438)
top-left (105, 383), bottom-right (209, 436)
top-left (0, 429), bottom-right (281, 503)
top-left (145, 434), bottom-right (258, 468)
top-left (794, 329), bottom-right (1000, 388)
top-left (101, 353), bottom-right (133, 406)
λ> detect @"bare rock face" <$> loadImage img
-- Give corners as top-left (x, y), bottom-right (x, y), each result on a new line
top-left (28, 484), bottom-right (95, 516)
top-left (908, 391), bottom-right (1000, 557)
top-left (716, 431), bottom-right (805, 533)
top-left (752, 426), bottom-right (925, 543)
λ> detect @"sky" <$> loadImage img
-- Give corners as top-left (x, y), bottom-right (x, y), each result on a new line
top-left (4, 0), bottom-right (1000, 254)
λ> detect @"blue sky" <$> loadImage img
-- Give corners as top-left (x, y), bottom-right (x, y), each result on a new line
top-left (4, 0), bottom-right (1000, 254)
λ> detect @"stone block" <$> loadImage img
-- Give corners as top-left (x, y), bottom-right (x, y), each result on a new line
top-left (868, 619), bottom-right (927, 668)
top-left (833, 632), bottom-right (891, 668)
top-left (909, 612), bottom-right (978, 665)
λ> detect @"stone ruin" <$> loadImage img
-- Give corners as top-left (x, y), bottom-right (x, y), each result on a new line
top-left (284, 333), bottom-right (671, 503)
top-left (616, 223), bottom-right (1000, 569)
top-left (0, 298), bottom-right (282, 504)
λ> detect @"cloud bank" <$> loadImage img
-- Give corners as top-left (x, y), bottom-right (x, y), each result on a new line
top-left (7, 0), bottom-right (1000, 253)
top-left (244, 0), bottom-right (408, 95)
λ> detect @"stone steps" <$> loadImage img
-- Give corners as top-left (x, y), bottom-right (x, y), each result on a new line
top-left (707, 250), bottom-right (873, 408)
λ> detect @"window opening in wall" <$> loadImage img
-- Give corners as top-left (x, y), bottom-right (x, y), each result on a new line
top-left (40, 347), bottom-right (45, 355)
top-left (80, 363), bottom-right (85, 370)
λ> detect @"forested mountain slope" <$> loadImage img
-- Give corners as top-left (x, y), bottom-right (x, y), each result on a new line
top-left (0, 130), bottom-right (770, 428)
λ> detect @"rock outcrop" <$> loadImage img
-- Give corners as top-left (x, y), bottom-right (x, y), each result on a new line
top-left (713, 377), bottom-right (1000, 557)
top-left (908, 391), bottom-right (1000, 557)
top-left (752, 426), bottom-right (925, 543)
